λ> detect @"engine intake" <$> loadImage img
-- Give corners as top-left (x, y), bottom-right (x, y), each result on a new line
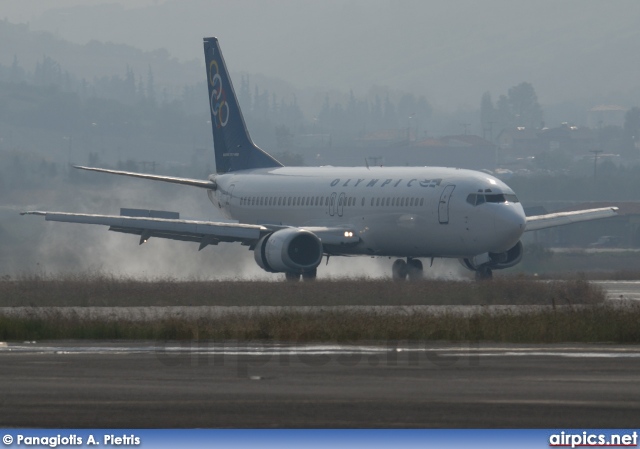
top-left (488, 240), bottom-right (524, 269)
top-left (254, 228), bottom-right (323, 273)
top-left (460, 240), bottom-right (524, 271)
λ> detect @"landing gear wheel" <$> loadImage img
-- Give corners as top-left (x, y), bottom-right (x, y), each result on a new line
top-left (302, 269), bottom-right (317, 281)
top-left (392, 259), bottom-right (408, 281)
top-left (407, 258), bottom-right (424, 281)
top-left (285, 272), bottom-right (301, 282)
top-left (475, 265), bottom-right (493, 281)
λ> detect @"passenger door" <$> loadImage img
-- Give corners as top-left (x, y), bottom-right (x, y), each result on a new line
top-left (438, 185), bottom-right (455, 224)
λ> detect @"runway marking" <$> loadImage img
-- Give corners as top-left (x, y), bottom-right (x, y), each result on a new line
top-left (2, 343), bottom-right (640, 358)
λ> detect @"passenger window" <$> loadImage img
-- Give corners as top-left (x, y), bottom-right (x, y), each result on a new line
top-left (420, 198), bottom-right (424, 206)
top-left (361, 197), bottom-right (365, 206)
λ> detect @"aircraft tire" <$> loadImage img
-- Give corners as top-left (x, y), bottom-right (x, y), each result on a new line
top-left (475, 266), bottom-right (493, 281)
top-left (302, 269), bottom-right (317, 281)
top-left (285, 272), bottom-right (301, 282)
top-left (392, 259), bottom-right (408, 281)
top-left (407, 258), bottom-right (424, 281)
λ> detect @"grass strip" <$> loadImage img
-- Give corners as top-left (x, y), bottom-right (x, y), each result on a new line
top-left (1, 303), bottom-right (639, 343)
top-left (0, 275), bottom-right (604, 307)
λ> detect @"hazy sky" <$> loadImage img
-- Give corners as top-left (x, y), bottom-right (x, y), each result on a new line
top-left (4, 0), bottom-right (640, 109)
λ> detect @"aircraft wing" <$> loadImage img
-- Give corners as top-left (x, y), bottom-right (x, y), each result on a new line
top-left (21, 210), bottom-right (265, 249)
top-left (21, 209), bottom-right (360, 249)
top-left (525, 207), bottom-right (618, 232)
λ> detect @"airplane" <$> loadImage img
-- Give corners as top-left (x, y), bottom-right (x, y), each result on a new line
top-left (22, 37), bottom-right (618, 281)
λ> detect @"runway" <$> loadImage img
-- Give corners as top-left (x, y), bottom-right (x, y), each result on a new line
top-left (1, 341), bottom-right (640, 428)
top-left (596, 280), bottom-right (640, 301)
top-left (1, 281), bottom-right (639, 427)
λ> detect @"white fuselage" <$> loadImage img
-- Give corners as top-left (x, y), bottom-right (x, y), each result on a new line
top-left (208, 166), bottom-right (526, 258)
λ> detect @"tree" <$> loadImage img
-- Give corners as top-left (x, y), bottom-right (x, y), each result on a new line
top-left (383, 95), bottom-right (398, 129)
top-left (10, 55), bottom-right (25, 83)
top-left (507, 82), bottom-right (543, 129)
top-left (239, 75), bottom-right (252, 111)
top-left (124, 65), bottom-right (136, 103)
top-left (495, 94), bottom-right (513, 132)
top-left (146, 65), bottom-right (156, 105)
top-left (623, 107), bottom-right (640, 156)
top-left (275, 124), bottom-right (293, 150)
top-left (480, 92), bottom-right (496, 141)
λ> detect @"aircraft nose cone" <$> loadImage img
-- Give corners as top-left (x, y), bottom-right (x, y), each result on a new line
top-left (494, 205), bottom-right (526, 251)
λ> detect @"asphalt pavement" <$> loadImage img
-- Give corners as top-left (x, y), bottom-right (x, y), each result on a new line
top-left (1, 342), bottom-right (639, 428)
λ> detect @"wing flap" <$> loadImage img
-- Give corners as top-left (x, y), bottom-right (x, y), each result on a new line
top-left (525, 207), bottom-right (618, 232)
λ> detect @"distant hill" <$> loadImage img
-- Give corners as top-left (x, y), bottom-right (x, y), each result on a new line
top-left (0, 19), bottom-right (202, 99)
top-left (8, 0), bottom-right (640, 109)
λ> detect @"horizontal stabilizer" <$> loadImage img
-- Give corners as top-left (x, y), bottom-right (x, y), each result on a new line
top-left (74, 165), bottom-right (217, 190)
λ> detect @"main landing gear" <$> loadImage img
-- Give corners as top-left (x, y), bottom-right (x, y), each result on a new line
top-left (285, 268), bottom-right (317, 282)
top-left (474, 265), bottom-right (493, 281)
top-left (392, 258), bottom-right (424, 281)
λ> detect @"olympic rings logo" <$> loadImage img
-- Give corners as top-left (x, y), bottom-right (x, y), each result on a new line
top-left (209, 60), bottom-right (229, 128)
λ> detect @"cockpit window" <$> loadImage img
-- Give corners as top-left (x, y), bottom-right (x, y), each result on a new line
top-left (467, 193), bottom-right (519, 206)
top-left (485, 194), bottom-right (505, 203)
top-left (505, 194), bottom-right (519, 203)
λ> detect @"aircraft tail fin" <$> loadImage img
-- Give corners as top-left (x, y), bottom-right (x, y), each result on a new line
top-left (203, 37), bottom-right (283, 173)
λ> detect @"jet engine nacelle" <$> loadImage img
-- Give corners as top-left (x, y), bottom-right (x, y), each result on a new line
top-left (460, 240), bottom-right (524, 271)
top-left (254, 228), bottom-right (323, 273)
